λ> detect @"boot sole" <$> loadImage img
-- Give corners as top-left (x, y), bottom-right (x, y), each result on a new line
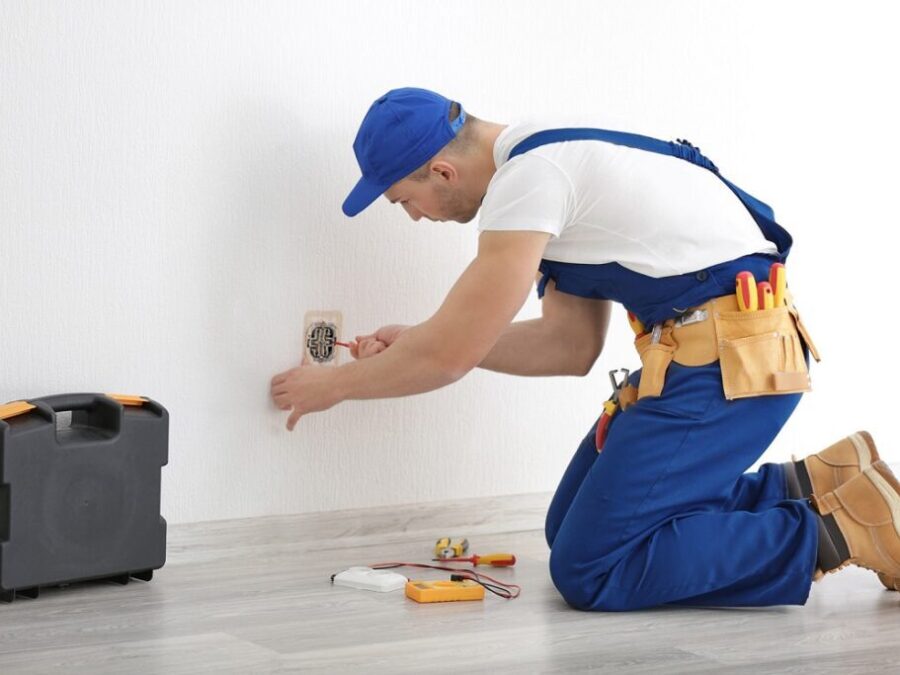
top-left (869, 464), bottom-right (900, 591)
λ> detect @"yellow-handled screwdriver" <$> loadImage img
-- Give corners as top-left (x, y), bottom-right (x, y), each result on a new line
top-left (758, 281), bottom-right (775, 310)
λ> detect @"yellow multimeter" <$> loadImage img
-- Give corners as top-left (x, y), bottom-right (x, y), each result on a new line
top-left (405, 579), bottom-right (485, 603)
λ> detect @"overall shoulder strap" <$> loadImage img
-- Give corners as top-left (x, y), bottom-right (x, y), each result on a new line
top-left (508, 128), bottom-right (792, 258)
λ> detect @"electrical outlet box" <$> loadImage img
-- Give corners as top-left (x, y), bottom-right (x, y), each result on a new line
top-left (303, 310), bottom-right (344, 366)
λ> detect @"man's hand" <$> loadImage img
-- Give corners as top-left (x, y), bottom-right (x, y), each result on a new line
top-left (269, 325), bottom-right (408, 430)
top-left (351, 324), bottom-right (410, 359)
top-left (271, 229), bottom-right (550, 429)
top-left (270, 365), bottom-right (344, 430)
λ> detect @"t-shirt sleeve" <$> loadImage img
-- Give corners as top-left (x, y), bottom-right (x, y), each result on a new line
top-left (476, 155), bottom-right (575, 237)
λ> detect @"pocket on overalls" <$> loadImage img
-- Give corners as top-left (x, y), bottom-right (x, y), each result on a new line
top-left (714, 305), bottom-right (811, 400)
top-left (635, 335), bottom-right (677, 399)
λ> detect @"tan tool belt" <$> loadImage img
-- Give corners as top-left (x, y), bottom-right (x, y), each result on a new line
top-left (628, 290), bottom-right (821, 404)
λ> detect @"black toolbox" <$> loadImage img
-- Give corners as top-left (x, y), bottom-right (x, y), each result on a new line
top-left (0, 393), bottom-right (168, 602)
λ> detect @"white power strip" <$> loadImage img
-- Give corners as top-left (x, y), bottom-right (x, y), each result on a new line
top-left (332, 566), bottom-right (407, 593)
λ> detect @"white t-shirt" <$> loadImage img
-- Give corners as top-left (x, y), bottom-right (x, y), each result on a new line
top-left (476, 121), bottom-right (778, 278)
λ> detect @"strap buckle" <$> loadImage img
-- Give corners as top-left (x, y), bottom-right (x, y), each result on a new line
top-left (675, 309), bottom-right (709, 328)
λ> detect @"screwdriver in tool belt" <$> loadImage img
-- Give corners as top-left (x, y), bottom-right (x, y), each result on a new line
top-left (433, 553), bottom-right (517, 567)
top-left (736, 271), bottom-right (758, 311)
top-left (758, 281), bottom-right (775, 310)
top-left (769, 263), bottom-right (787, 307)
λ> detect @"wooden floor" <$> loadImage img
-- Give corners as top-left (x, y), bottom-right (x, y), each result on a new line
top-left (1, 492), bottom-right (899, 674)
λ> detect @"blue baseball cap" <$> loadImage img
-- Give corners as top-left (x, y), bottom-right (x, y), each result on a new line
top-left (342, 87), bottom-right (467, 217)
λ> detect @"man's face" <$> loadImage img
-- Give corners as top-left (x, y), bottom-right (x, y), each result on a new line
top-left (384, 173), bottom-right (482, 224)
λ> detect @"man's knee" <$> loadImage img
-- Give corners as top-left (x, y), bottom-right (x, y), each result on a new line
top-left (549, 547), bottom-right (642, 612)
top-left (549, 547), bottom-right (593, 609)
top-left (549, 546), bottom-right (626, 610)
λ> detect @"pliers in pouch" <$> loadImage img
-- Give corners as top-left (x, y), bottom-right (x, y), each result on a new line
top-left (595, 368), bottom-right (630, 452)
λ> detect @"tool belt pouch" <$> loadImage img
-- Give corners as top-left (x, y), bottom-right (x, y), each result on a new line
top-left (618, 383), bottom-right (639, 411)
top-left (714, 303), bottom-right (813, 400)
top-left (634, 333), bottom-right (676, 399)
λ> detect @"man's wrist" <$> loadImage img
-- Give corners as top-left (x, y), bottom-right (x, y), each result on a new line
top-left (332, 362), bottom-right (356, 403)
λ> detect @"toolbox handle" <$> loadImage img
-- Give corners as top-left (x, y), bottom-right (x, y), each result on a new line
top-left (30, 393), bottom-right (123, 439)
top-left (38, 393), bottom-right (113, 414)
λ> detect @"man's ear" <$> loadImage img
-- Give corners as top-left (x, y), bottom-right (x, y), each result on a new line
top-left (430, 159), bottom-right (458, 183)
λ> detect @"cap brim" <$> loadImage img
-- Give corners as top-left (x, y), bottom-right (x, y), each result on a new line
top-left (342, 176), bottom-right (390, 217)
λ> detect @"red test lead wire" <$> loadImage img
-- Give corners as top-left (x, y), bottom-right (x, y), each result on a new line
top-left (369, 561), bottom-right (521, 599)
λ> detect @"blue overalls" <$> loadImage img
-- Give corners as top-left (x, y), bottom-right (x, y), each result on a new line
top-left (517, 130), bottom-right (820, 611)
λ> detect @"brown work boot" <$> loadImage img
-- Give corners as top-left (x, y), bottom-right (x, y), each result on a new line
top-left (810, 461), bottom-right (900, 585)
top-left (783, 431), bottom-right (900, 590)
top-left (784, 431), bottom-right (879, 500)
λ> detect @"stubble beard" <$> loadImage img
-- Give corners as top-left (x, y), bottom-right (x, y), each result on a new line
top-left (435, 183), bottom-right (480, 224)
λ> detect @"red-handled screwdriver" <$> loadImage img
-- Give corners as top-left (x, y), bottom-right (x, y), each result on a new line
top-left (432, 553), bottom-right (517, 567)
top-left (736, 271), bottom-right (758, 311)
top-left (769, 263), bottom-right (787, 307)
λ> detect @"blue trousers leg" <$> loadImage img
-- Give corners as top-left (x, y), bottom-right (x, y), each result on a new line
top-left (546, 362), bottom-right (818, 611)
top-left (722, 462), bottom-right (789, 512)
top-left (546, 379), bottom-right (790, 548)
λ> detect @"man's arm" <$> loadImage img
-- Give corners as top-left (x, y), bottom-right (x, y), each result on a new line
top-left (478, 276), bottom-right (611, 376)
top-left (331, 230), bottom-right (551, 400)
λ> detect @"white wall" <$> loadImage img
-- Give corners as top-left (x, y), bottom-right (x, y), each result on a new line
top-left (2, 1), bottom-right (897, 525)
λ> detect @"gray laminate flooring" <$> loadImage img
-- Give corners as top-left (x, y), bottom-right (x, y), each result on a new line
top-left (1, 492), bottom-right (898, 674)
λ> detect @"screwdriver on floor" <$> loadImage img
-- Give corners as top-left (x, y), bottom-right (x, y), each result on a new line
top-left (433, 553), bottom-right (517, 567)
